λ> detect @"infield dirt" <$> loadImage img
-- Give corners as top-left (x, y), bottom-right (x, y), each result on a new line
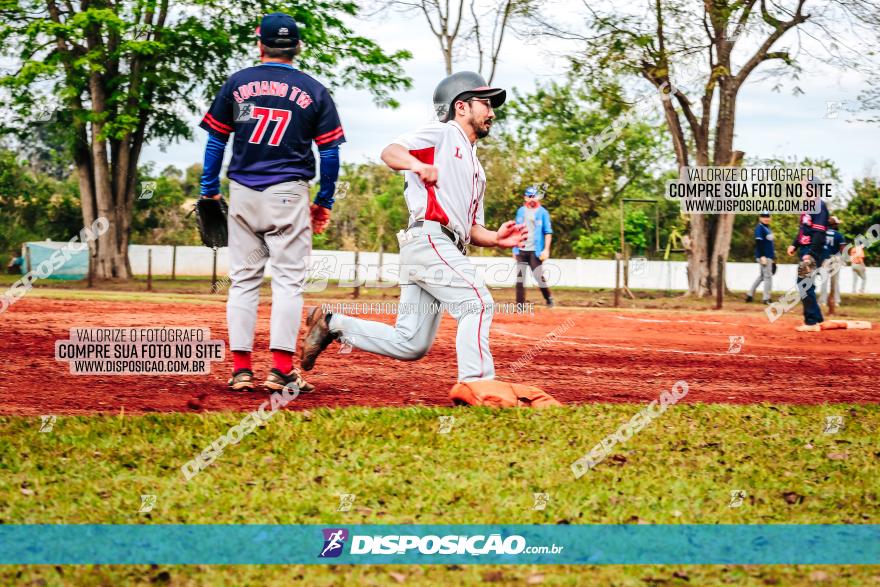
top-left (1, 296), bottom-right (878, 415)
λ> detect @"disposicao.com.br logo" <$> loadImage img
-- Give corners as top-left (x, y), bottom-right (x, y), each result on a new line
top-left (319, 528), bottom-right (563, 558)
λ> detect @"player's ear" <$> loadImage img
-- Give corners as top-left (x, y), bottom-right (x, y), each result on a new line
top-left (454, 99), bottom-right (467, 118)
top-left (294, 40), bottom-right (303, 57)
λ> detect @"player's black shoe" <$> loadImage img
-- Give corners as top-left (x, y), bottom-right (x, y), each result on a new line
top-left (546, 297), bottom-right (555, 308)
top-left (744, 294), bottom-right (753, 303)
top-left (301, 307), bottom-right (339, 371)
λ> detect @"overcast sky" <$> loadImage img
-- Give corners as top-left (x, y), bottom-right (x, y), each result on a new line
top-left (141, 4), bottom-right (879, 189)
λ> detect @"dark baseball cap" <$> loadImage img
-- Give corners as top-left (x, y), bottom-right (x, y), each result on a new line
top-left (256, 13), bottom-right (299, 48)
top-left (760, 211), bottom-right (771, 218)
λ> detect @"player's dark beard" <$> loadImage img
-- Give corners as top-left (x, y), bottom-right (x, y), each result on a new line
top-left (470, 112), bottom-right (492, 139)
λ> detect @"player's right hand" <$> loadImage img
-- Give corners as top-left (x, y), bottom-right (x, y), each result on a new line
top-left (412, 161), bottom-right (439, 186)
top-left (786, 245), bottom-right (795, 256)
top-left (496, 221), bottom-right (527, 248)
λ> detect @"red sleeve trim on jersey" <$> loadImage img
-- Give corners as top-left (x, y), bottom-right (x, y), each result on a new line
top-left (202, 114), bottom-right (231, 136)
top-left (315, 126), bottom-right (344, 145)
top-left (409, 147), bottom-right (449, 227)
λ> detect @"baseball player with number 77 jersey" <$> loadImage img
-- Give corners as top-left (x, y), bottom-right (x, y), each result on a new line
top-left (300, 72), bottom-right (561, 408)
top-left (199, 12), bottom-right (344, 393)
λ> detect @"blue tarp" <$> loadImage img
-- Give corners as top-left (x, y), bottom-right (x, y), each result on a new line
top-left (24, 241), bottom-right (88, 280)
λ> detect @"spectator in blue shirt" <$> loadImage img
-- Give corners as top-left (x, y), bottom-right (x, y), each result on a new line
top-left (745, 213), bottom-right (775, 304)
top-left (513, 186), bottom-right (554, 307)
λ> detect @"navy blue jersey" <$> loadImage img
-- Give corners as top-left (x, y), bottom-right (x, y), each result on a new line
top-left (808, 199), bottom-right (830, 232)
top-left (199, 63), bottom-right (345, 191)
top-left (792, 200), bottom-right (830, 261)
top-left (824, 229), bottom-right (846, 257)
top-left (754, 223), bottom-right (775, 259)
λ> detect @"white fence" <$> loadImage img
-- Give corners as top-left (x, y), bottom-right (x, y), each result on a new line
top-left (124, 244), bottom-right (880, 294)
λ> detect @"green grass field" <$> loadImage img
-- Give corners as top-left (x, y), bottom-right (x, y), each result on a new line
top-left (2, 404), bottom-right (878, 584)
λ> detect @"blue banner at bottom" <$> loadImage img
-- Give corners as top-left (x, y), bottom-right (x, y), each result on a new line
top-left (1, 525), bottom-right (877, 565)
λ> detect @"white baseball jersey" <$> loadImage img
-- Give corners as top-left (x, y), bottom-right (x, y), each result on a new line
top-left (392, 120), bottom-right (486, 243)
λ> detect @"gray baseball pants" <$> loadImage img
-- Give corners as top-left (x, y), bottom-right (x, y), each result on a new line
top-left (328, 221), bottom-right (495, 382)
top-left (747, 259), bottom-right (773, 301)
top-left (226, 180), bottom-right (311, 353)
top-left (852, 263), bottom-right (867, 293)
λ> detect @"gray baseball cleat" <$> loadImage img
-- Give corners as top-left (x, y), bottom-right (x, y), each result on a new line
top-left (264, 368), bottom-right (314, 392)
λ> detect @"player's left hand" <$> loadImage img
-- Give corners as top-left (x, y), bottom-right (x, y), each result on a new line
top-left (310, 203), bottom-right (331, 234)
top-left (496, 221), bottom-right (526, 248)
top-left (539, 249), bottom-right (549, 261)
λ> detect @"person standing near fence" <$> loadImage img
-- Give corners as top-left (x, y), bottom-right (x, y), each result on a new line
top-left (199, 13), bottom-right (345, 392)
top-left (819, 216), bottom-right (846, 307)
top-left (745, 212), bottom-right (775, 304)
top-left (513, 186), bottom-right (554, 308)
top-left (850, 242), bottom-right (867, 294)
top-left (6, 250), bottom-right (23, 275)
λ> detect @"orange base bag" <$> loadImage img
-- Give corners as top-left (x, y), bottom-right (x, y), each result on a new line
top-left (449, 379), bottom-right (562, 408)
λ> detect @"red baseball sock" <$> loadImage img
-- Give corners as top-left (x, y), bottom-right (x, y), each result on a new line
top-left (232, 351), bottom-right (252, 372)
top-left (271, 350), bottom-right (293, 374)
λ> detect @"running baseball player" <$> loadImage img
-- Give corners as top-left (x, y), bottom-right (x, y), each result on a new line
top-left (513, 186), bottom-right (554, 307)
top-left (299, 72), bottom-right (560, 407)
top-left (745, 212), bottom-right (775, 304)
top-left (199, 12), bottom-right (345, 392)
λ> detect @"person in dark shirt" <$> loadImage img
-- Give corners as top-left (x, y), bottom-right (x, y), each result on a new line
top-left (785, 178), bottom-right (829, 329)
top-left (199, 13), bottom-right (345, 392)
top-left (6, 250), bottom-right (23, 275)
top-left (745, 212), bottom-right (775, 304)
top-left (819, 216), bottom-right (847, 307)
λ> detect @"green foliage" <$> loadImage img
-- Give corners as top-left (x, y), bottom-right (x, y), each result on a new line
top-left (131, 164), bottom-right (202, 245)
top-left (317, 163), bottom-right (408, 251)
top-left (0, 149), bottom-right (82, 258)
top-left (842, 177), bottom-right (880, 265)
top-left (572, 232), bottom-right (616, 258)
top-left (0, 0), bottom-right (413, 145)
top-left (481, 78), bottom-right (671, 257)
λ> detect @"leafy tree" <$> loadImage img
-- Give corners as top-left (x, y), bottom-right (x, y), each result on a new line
top-left (481, 78), bottom-right (670, 257)
top-left (534, 0), bottom-right (880, 296)
top-left (131, 164), bottom-right (202, 245)
top-left (0, 0), bottom-right (411, 278)
top-left (0, 149), bottom-right (81, 257)
top-left (842, 176), bottom-right (880, 265)
top-left (318, 162), bottom-right (408, 252)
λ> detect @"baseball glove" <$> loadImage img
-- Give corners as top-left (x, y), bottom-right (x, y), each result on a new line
top-left (194, 197), bottom-right (228, 248)
top-left (449, 380), bottom-right (562, 408)
top-left (797, 255), bottom-right (817, 279)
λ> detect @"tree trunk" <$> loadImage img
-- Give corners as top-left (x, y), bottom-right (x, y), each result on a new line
top-left (709, 88), bottom-right (741, 295)
top-left (684, 130), bottom-right (712, 296)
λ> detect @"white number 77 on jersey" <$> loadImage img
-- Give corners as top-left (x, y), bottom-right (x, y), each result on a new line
top-left (247, 107), bottom-right (291, 146)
